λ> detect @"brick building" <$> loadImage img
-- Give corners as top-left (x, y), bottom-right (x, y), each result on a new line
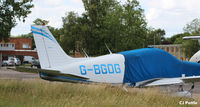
top-left (8, 38), bottom-right (32, 50)
top-left (0, 38), bottom-right (38, 65)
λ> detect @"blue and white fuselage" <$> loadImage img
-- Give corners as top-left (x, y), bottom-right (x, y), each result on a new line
top-left (31, 25), bottom-right (200, 87)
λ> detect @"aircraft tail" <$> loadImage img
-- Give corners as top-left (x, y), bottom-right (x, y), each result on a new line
top-left (31, 25), bottom-right (73, 69)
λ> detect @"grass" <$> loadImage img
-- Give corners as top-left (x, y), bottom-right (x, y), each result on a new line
top-left (22, 63), bottom-right (31, 67)
top-left (8, 67), bottom-right (38, 74)
top-left (0, 79), bottom-right (199, 107)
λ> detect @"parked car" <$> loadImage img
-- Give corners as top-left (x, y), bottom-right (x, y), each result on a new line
top-left (2, 61), bottom-right (7, 66)
top-left (2, 57), bottom-right (15, 66)
top-left (14, 58), bottom-right (21, 66)
top-left (31, 59), bottom-right (41, 68)
top-left (23, 56), bottom-right (35, 64)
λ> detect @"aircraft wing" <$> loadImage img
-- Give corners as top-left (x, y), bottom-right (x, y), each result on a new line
top-left (183, 36), bottom-right (200, 45)
top-left (181, 76), bottom-right (200, 83)
top-left (10, 67), bottom-right (200, 86)
top-left (137, 76), bottom-right (200, 87)
top-left (183, 36), bottom-right (200, 40)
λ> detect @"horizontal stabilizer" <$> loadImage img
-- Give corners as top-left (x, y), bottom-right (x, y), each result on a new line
top-left (10, 67), bottom-right (89, 80)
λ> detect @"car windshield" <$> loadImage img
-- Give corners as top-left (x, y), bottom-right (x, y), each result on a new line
top-left (9, 58), bottom-right (14, 60)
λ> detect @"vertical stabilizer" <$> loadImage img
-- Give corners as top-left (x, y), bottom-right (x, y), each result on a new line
top-left (31, 25), bottom-right (72, 69)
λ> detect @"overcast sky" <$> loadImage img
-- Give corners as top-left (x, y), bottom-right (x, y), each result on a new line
top-left (11, 0), bottom-right (200, 37)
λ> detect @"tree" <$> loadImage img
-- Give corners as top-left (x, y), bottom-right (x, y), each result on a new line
top-left (48, 26), bottom-right (63, 43)
top-left (183, 18), bottom-right (200, 35)
top-left (183, 18), bottom-right (200, 58)
top-left (82, 0), bottom-right (118, 55)
top-left (167, 18), bottom-right (200, 58)
top-left (82, 0), bottom-right (147, 55)
top-left (169, 33), bottom-right (190, 44)
top-left (0, 0), bottom-right (34, 42)
top-left (183, 40), bottom-right (200, 58)
top-left (61, 0), bottom-right (148, 56)
top-left (17, 18), bottom-right (63, 49)
top-left (33, 18), bottom-right (49, 25)
top-left (146, 28), bottom-right (165, 45)
top-left (119, 0), bottom-right (147, 50)
top-left (61, 12), bottom-right (80, 55)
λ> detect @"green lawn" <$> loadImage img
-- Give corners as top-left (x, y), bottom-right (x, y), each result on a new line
top-left (0, 79), bottom-right (199, 107)
top-left (22, 63), bottom-right (31, 67)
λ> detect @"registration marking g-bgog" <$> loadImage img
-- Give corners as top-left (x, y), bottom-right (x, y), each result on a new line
top-left (80, 64), bottom-right (121, 75)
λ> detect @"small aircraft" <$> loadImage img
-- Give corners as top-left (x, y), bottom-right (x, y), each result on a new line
top-left (25, 25), bottom-right (200, 90)
top-left (183, 36), bottom-right (200, 63)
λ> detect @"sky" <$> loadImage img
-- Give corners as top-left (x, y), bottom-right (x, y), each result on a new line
top-left (11, 0), bottom-right (200, 37)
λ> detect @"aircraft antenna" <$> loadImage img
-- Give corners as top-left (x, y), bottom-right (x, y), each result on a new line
top-left (105, 43), bottom-right (112, 54)
top-left (82, 48), bottom-right (89, 58)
